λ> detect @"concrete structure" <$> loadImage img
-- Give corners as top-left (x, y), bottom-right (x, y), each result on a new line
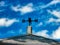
top-left (27, 26), bottom-right (32, 35)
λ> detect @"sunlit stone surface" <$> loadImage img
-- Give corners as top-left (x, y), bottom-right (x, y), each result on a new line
top-left (0, 35), bottom-right (59, 45)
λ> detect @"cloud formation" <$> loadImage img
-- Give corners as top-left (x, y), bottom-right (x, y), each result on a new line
top-left (0, 18), bottom-right (19, 27)
top-left (34, 27), bottom-right (60, 39)
top-left (47, 18), bottom-right (60, 23)
top-left (11, 3), bottom-right (35, 15)
top-left (47, 10), bottom-right (60, 18)
top-left (52, 27), bottom-right (60, 39)
top-left (36, 22), bottom-right (43, 27)
top-left (34, 30), bottom-right (50, 38)
top-left (41, 0), bottom-right (60, 8)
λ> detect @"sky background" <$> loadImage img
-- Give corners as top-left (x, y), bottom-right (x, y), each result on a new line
top-left (0, 0), bottom-right (60, 41)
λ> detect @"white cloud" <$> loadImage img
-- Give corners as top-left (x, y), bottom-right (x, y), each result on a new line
top-left (0, 18), bottom-right (19, 27)
top-left (34, 28), bottom-right (60, 39)
top-left (48, 0), bottom-right (60, 5)
top-left (11, 3), bottom-right (35, 15)
top-left (41, 0), bottom-right (60, 8)
top-left (48, 18), bottom-right (60, 23)
top-left (5, 19), bottom-right (19, 27)
top-left (52, 27), bottom-right (60, 39)
top-left (20, 3), bottom-right (34, 14)
top-left (47, 10), bottom-right (60, 18)
top-left (11, 5), bottom-right (21, 12)
top-left (48, 18), bottom-right (55, 22)
top-left (55, 19), bottom-right (60, 22)
top-left (51, 11), bottom-right (60, 18)
top-left (36, 22), bottom-right (43, 27)
top-left (33, 26), bottom-right (60, 39)
top-left (34, 30), bottom-right (50, 38)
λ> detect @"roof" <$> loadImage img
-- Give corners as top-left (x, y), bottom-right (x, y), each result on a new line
top-left (0, 34), bottom-right (60, 45)
top-left (7, 34), bottom-right (59, 43)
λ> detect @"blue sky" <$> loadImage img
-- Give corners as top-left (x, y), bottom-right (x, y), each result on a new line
top-left (0, 0), bottom-right (60, 41)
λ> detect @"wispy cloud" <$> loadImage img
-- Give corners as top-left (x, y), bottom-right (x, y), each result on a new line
top-left (47, 18), bottom-right (60, 23)
top-left (41, 0), bottom-right (60, 8)
top-left (47, 10), bottom-right (60, 18)
top-left (0, 18), bottom-right (19, 27)
top-left (11, 5), bottom-right (21, 12)
top-left (36, 22), bottom-right (43, 27)
top-left (34, 30), bottom-right (50, 38)
top-left (11, 3), bottom-right (35, 15)
top-left (52, 27), bottom-right (60, 39)
top-left (33, 27), bottom-right (60, 39)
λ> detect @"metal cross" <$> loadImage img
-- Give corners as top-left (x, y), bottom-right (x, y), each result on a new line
top-left (22, 18), bottom-right (38, 26)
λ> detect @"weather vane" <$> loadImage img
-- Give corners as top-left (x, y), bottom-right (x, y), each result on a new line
top-left (22, 18), bottom-right (38, 35)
